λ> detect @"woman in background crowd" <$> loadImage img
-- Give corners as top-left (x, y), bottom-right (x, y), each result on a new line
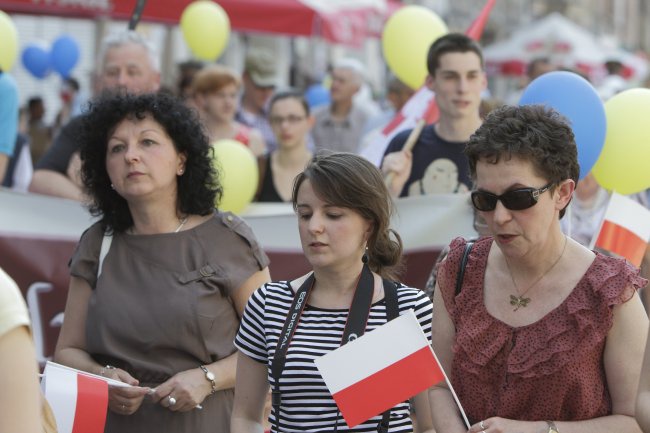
top-left (191, 64), bottom-right (266, 156)
top-left (255, 89), bottom-right (313, 202)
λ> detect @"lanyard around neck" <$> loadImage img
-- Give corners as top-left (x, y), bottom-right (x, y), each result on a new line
top-left (270, 264), bottom-right (375, 431)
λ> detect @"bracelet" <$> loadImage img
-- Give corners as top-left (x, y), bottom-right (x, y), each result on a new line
top-left (199, 365), bottom-right (217, 395)
top-left (99, 365), bottom-right (116, 377)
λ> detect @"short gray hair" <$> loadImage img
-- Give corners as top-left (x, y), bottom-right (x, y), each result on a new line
top-left (333, 58), bottom-right (366, 85)
top-left (97, 31), bottom-right (160, 73)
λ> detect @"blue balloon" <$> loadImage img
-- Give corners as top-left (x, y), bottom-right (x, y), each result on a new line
top-left (519, 71), bottom-right (606, 179)
top-left (50, 35), bottom-right (80, 78)
top-left (305, 84), bottom-right (330, 110)
top-left (21, 44), bottom-right (51, 79)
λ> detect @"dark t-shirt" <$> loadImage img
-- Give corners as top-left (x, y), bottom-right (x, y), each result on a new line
top-left (35, 115), bottom-right (84, 174)
top-left (383, 124), bottom-right (471, 198)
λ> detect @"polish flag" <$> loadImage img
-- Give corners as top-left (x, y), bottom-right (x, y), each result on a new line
top-left (593, 192), bottom-right (650, 267)
top-left (314, 310), bottom-right (444, 428)
top-left (43, 362), bottom-right (114, 433)
top-left (359, 0), bottom-right (497, 167)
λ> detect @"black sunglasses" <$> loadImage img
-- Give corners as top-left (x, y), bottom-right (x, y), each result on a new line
top-left (471, 182), bottom-right (553, 211)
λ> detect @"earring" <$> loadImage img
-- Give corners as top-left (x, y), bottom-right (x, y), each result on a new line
top-left (361, 247), bottom-right (369, 264)
top-left (178, 168), bottom-right (184, 175)
top-left (110, 183), bottom-right (115, 190)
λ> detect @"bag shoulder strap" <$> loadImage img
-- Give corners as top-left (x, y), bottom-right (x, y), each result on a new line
top-left (455, 240), bottom-right (475, 296)
top-left (97, 230), bottom-right (113, 280)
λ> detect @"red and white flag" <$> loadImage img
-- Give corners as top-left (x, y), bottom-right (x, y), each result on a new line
top-left (43, 361), bottom-right (113, 433)
top-left (359, 0), bottom-right (497, 167)
top-left (314, 310), bottom-right (444, 427)
top-left (593, 192), bottom-right (650, 267)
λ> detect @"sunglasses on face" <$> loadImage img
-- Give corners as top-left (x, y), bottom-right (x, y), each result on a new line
top-left (471, 182), bottom-right (553, 211)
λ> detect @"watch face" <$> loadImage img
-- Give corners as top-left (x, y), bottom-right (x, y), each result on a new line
top-left (206, 371), bottom-right (215, 381)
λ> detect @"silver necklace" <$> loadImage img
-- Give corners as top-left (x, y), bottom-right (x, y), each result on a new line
top-left (174, 216), bottom-right (189, 233)
top-left (505, 235), bottom-right (568, 311)
top-left (129, 216), bottom-right (188, 235)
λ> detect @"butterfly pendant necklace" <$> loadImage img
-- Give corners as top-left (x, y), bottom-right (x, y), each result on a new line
top-left (505, 236), bottom-right (568, 312)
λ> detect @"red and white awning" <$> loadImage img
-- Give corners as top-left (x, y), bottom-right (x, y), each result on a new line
top-left (0, 0), bottom-right (401, 46)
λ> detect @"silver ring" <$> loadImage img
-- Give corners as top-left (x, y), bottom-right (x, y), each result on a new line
top-left (121, 404), bottom-right (126, 411)
top-left (168, 396), bottom-right (177, 406)
top-left (480, 420), bottom-right (486, 429)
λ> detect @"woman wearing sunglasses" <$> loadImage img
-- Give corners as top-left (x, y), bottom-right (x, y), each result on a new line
top-left (429, 104), bottom-right (648, 433)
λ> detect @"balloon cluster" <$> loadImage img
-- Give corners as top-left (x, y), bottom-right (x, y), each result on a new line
top-left (21, 35), bottom-right (80, 79)
top-left (519, 71), bottom-right (606, 180)
top-left (181, 1), bottom-right (230, 61)
top-left (520, 71), bottom-right (650, 194)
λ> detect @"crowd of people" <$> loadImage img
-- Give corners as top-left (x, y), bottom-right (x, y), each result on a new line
top-left (3, 26), bottom-right (650, 433)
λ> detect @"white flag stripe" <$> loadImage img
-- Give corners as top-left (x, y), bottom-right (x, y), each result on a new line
top-left (44, 362), bottom-right (78, 433)
top-left (46, 361), bottom-right (130, 388)
top-left (605, 192), bottom-right (650, 240)
top-left (314, 310), bottom-right (429, 394)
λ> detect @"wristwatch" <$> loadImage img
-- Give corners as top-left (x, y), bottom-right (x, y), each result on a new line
top-left (546, 421), bottom-right (559, 433)
top-left (200, 365), bottom-right (217, 395)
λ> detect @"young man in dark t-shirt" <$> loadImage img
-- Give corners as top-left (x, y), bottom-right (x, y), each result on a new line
top-left (381, 33), bottom-right (486, 198)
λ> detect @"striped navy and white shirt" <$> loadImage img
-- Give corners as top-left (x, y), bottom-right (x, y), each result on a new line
top-left (234, 280), bottom-right (433, 432)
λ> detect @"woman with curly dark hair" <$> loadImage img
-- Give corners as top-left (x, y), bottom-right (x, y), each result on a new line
top-left (54, 92), bottom-right (271, 433)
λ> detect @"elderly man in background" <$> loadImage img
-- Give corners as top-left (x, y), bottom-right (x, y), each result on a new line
top-left (29, 31), bottom-right (161, 201)
top-left (236, 50), bottom-right (279, 153)
top-left (311, 58), bottom-right (375, 154)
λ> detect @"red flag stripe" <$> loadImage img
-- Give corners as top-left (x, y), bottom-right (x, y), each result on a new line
top-left (332, 346), bottom-right (444, 427)
top-left (71, 374), bottom-right (109, 433)
top-left (381, 112), bottom-right (406, 135)
top-left (595, 220), bottom-right (648, 267)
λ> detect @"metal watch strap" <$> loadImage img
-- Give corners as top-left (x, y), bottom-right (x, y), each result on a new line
top-left (546, 421), bottom-right (559, 433)
top-left (200, 365), bottom-right (217, 395)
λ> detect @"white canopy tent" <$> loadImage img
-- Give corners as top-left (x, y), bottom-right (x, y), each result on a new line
top-left (484, 13), bottom-right (648, 84)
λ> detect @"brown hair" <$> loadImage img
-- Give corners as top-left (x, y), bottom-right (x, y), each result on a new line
top-left (292, 152), bottom-right (403, 280)
top-left (190, 64), bottom-right (240, 96)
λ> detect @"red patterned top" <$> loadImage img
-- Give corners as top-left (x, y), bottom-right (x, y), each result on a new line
top-left (437, 236), bottom-right (647, 424)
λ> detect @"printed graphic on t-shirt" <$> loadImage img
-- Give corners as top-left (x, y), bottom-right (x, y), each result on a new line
top-left (407, 158), bottom-right (469, 196)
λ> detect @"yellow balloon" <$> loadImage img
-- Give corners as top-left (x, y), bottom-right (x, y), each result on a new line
top-left (382, 5), bottom-right (448, 90)
top-left (212, 139), bottom-right (258, 214)
top-left (0, 10), bottom-right (18, 71)
top-left (591, 88), bottom-right (650, 195)
top-left (181, 1), bottom-right (230, 61)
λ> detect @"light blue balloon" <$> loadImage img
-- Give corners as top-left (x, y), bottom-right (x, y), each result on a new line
top-left (50, 35), bottom-right (80, 78)
top-left (519, 71), bottom-right (606, 179)
top-left (305, 84), bottom-right (330, 110)
top-left (21, 44), bottom-right (51, 79)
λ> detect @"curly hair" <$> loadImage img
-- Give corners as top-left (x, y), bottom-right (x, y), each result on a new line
top-left (291, 152), bottom-right (403, 281)
top-left (79, 91), bottom-right (221, 232)
top-left (464, 104), bottom-right (580, 218)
